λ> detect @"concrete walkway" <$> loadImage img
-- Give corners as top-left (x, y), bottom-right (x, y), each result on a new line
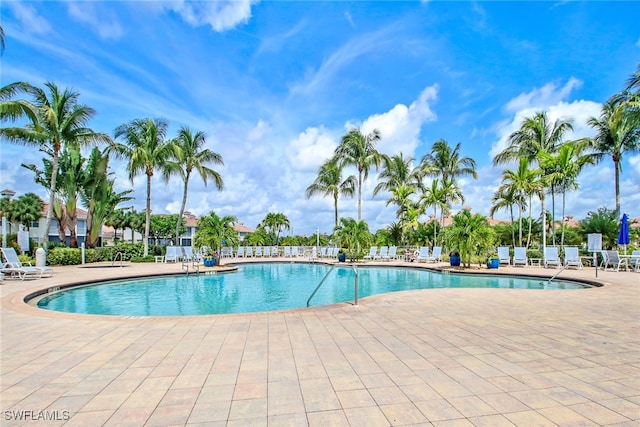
top-left (1, 259), bottom-right (639, 426)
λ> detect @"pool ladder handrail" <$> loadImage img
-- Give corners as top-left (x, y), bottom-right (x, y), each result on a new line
top-left (112, 251), bottom-right (124, 267)
top-left (546, 263), bottom-right (569, 285)
top-left (306, 264), bottom-right (359, 307)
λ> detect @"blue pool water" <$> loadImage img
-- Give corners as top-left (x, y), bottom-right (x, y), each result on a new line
top-left (36, 263), bottom-right (591, 316)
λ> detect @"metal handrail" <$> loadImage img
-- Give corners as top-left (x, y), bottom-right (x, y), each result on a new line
top-left (111, 251), bottom-right (123, 267)
top-left (546, 263), bottom-right (569, 285)
top-left (306, 265), bottom-right (336, 307)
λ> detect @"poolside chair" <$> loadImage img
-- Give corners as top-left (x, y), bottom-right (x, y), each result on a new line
top-left (497, 247), bottom-right (511, 266)
top-left (236, 246), bottom-right (246, 257)
top-left (283, 246), bottom-right (291, 257)
top-left (221, 247), bottom-right (233, 258)
top-left (164, 246), bottom-right (179, 262)
top-left (513, 247), bottom-right (528, 267)
top-left (416, 246), bottom-right (430, 263)
top-left (629, 250), bottom-right (640, 272)
top-left (271, 246), bottom-right (279, 257)
top-left (603, 250), bottom-right (628, 272)
top-left (544, 247), bottom-right (561, 268)
top-left (426, 246), bottom-right (442, 263)
top-left (319, 247), bottom-right (328, 258)
top-left (1, 247), bottom-right (53, 280)
top-left (245, 246), bottom-right (254, 257)
top-left (374, 246), bottom-right (388, 260)
top-left (563, 247), bottom-right (583, 269)
top-left (384, 246), bottom-right (398, 261)
top-left (363, 246), bottom-right (378, 260)
top-left (291, 246), bottom-right (299, 257)
top-left (254, 246), bottom-right (263, 257)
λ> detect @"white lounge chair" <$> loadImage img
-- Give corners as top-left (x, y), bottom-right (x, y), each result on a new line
top-left (603, 250), bottom-right (628, 272)
top-left (426, 246), bottom-right (442, 263)
top-left (245, 246), bottom-right (254, 257)
top-left (236, 246), bottom-right (245, 257)
top-left (363, 246), bottom-right (377, 260)
top-left (271, 246), bottom-right (279, 257)
top-left (629, 250), bottom-right (640, 272)
top-left (1, 247), bottom-right (53, 280)
top-left (283, 246), bottom-right (292, 257)
top-left (221, 247), bottom-right (233, 258)
top-left (374, 246), bottom-right (388, 260)
top-left (497, 247), bottom-right (511, 266)
top-left (513, 247), bottom-right (528, 267)
top-left (319, 247), bottom-right (328, 258)
top-left (291, 246), bottom-right (299, 257)
top-left (544, 247), bottom-right (561, 268)
top-left (254, 246), bottom-right (263, 257)
top-left (416, 246), bottom-right (430, 263)
top-left (165, 246), bottom-right (181, 262)
top-left (563, 247), bottom-right (583, 269)
top-left (384, 246), bottom-right (398, 261)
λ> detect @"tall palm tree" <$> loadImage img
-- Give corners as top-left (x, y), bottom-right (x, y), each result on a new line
top-left (419, 179), bottom-right (448, 245)
top-left (539, 142), bottom-right (594, 246)
top-left (1, 81), bottom-right (110, 246)
top-left (305, 158), bottom-right (356, 228)
top-left (493, 111), bottom-right (573, 251)
top-left (421, 139), bottom-right (478, 183)
top-left (587, 97), bottom-right (639, 214)
top-left (333, 127), bottom-right (383, 221)
top-left (260, 212), bottom-right (290, 245)
top-left (498, 158), bottom-right (538, 247)
top-left (111, 118), bottom-right (174, 256)
top-left (166, 127), bottom-right (224, 244)
top-left (374, 153), bottom-right (422, 196)
top-left (490, 185), bottom-right (519, 246)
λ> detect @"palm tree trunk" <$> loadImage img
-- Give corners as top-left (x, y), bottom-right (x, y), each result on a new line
top-left (550, 184), bottom-right (556, 246)
top-left (518, 202), bottom-right (523, 247)
top-left (175, 173), bottom-right (190, 246)
top-left (614, 158), bottom-right (620, 214)
top-left (526, 195), bottom-right (533, 249)
top-left (561, 190), bottom-right (566, 247)
top-left (433, 206), bottom-right (438, 246)
top-left (541, 195), bottom-right (546, 251)
top-left (510, 205), bottom-right (515, 247)
top-left (144, 174), bottom-right (151, 256)
top-left (43, 151), bottom-right (60, 247)
top-left (357, 170), bottom-right (363, 221)
top-left (333, 193), bottom-right (339, 229)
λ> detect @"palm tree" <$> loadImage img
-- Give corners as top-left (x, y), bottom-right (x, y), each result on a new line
top-left (110, 118), bottom-right (174, 256)
top-left (305, 158), bottom-right (356, 228)
top-left (493, 111), bottom-right (574, 251)
top-left (193, 212), bottom-right (239, 254)
top-left (442, 209), bottom-right (495, 268)
top-left (496, 158), bottom-right (538, 247)
top-left (333, 217), bottom-right (373, 261)
top-left (538, 142), bottom-right (594, 246)
top-left (374, 153), bottom-right (422, 196)
top-left (260, 212), bottom-right (290, 245)
top-left (421, 139), bottom-right (478, 183)
top-left (333, 127), bottom-right (383, 221)
top-left (419, 179), bottom-right (448, 245)
top-left (0, 24), bottom-right (5, 54)
top-left (490, 185), bottom-right (519, 246)
top-left (1, 81), bottom-right (111, 246)
top-left (587, 97), bottom-right (640, 214)
top-left (166, 127), bottom-right (224, 244)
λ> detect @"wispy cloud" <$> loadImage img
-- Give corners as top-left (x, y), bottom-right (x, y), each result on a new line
top-left (6, 2), bottom-right (51, 35)
top-left (166, 0), bottom-right (258, 32)
top-left (257, 20), bottom-right (306, 54)
top-left (66, 2), bottom-right (124, 40)
top-left (504, 77), bottom-right (582, 113)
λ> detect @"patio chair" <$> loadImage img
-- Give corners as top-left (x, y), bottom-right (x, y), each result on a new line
top-left (254, 246), bottom-right (263, 257)
top-left (426, 246), bottom-right (442, 263)
top-left (363, 246), bottom-right (378, 260)
top-left (221, 247), bottom-right (233, 258)
top-left (497, 247), bottom-right (511, 266)
top-left (283, 246), bottom-right (292, 257)
top-left (319, 247), bottom-right (328, 258)
top-left (544, 247), bottom-right (561, 268)
top-left (236, 246), bottom-right (246, 257)
top-left (291, 246), bottom-right (299, 257)
top-left (384, 246), bottom-right (398, 261)
top-left (513, 247), bottom-right (528, 267)
top-left (164, 246), bottom-right (180, 262)
top-left (416, 246), bottom-right (430, 263)
top-left (245, 246), bottom-right (254, 257)
top-left (603, 250), bottom-right (628, 272)
top-left (1, 247), bottom-right (53, 280)
top-left (374, 246), bottom-right (388, 260)
top-left (563, 247), bottom-right (583, 269)
top-left (630, 250), bottom-right (640, 272)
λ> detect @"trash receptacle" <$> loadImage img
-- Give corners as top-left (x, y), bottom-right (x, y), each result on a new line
top-left (35, 248), bottom-right (46, 267)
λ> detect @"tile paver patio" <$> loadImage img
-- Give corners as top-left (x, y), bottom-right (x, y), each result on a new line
top-left (1, 259), bottom-right (638, 426)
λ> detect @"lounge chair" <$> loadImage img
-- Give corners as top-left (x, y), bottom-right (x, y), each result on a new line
top-left (283, 246), bottom-right (292, 257)
top-left (563, 247), bottom-right (583, 269)
top-left (497, 247), bottom-right (511, 266)
top-left (374, 246), bottom-right (388, 260)
top-left (513, 247), bottom-right (528, 267)
top-left (426, 246), bottom-right (442, 263)
top-left (1, 247), bottom-right (53, 280)
top-left (254, 246), bottom-right (263, 257)
top-left (271, 247), bottom-right (279, 257)
top-left (319, 247), bottom-right (328, 258)
top-left (245, 246), bottom-right (254, 257)
top-left (603, 250), bottom-right (628, 272)
top-left (544, 247), bottom-right (561, 268)
top-left (416, 246), bottom-right (430, 263)
top-left (363, 246), bottom-right (378, 261)
top-left (291, 246), bottom-right (299, 257)
top-left (384, 246), bottom-right (398, 261)
top-left (236, 246), bottom-right (245, 257)
top-left (221, 247), bottom-right (233, 258)
top-left (629, 250), bottom-right (640, 272)
top-left (164, 246), bottom-right (181, 262)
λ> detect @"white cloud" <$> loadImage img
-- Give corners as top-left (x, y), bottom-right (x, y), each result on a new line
top-left (6, 2), bottom-right (51, 34)
top-left (286, 127), bottom-right (338, 172)
top-left (505, 77), bottom-right (582, 113)
top-left (66, 2), bottom-right (124, 40)
top-left (167, 0), bottom-right (257, 32)
top-left (358, 84), bottom-right (439, 156)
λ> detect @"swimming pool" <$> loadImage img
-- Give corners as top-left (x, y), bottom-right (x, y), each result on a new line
top-left (35, 263), bottom-right (591, 316)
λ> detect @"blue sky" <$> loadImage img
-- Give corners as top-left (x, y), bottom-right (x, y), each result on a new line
top-left (1, 1), bottom-right (639, 236)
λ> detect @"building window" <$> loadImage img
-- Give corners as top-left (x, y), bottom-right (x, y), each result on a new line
top-left (31, 222), bottom-right (39, 228)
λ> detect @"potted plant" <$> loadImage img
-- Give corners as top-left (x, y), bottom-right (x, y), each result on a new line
top-left (203, 251), bottom-right (217, 267)
top-left (449, 250), bottom-right (461, 266)
top-left (337, 249), bottom-right (346, 262)
top-left (486, 251), bottom-right (499, 269)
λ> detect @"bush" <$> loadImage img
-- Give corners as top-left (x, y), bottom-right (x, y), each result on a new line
top-left (47, 248), bottom-right (82, 265)
top-left (130, 255), bottom-right (156, 263)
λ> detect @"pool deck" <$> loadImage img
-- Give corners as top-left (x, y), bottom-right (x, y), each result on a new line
top-left (1, 258), bottom-right (639, 426)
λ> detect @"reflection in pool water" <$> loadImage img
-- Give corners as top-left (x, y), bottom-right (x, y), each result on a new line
top-left (36, 263), bottom-right (591, 316)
